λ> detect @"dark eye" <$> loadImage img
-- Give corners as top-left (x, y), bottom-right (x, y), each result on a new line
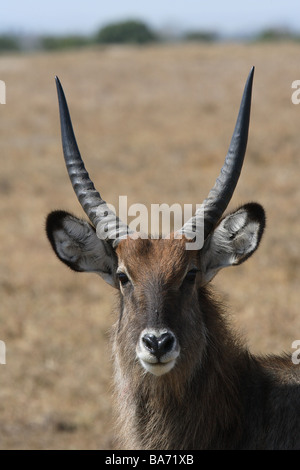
top-left (117, 272), bottom-right (129, 286)
top-left (184, 269), bottom-right (198, 283)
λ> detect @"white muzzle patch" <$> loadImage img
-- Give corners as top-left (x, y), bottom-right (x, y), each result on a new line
top-left (136, 328), bottom-right (180, 376)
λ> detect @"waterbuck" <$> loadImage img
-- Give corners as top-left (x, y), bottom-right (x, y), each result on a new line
top-left (46, 67), bottom-right (300, 449)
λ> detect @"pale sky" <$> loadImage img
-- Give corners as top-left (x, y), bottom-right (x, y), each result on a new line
top-left (1, 0), bottom-right (300, 37)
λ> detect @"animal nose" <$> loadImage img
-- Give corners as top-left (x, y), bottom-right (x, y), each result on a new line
top-left (142, 332), bottom-right (175, 359)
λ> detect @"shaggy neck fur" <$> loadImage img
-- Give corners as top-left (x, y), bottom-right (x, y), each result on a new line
top-left (112, 288), bottom-right (250, 450)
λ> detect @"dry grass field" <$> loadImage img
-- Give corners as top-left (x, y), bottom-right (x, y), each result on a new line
top-left (0, 42), bottom-right (299, 449)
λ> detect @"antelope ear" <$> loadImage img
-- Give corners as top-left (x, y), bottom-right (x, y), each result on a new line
top-left (46, 210), bottom-right (118, 288)
top-left (201, 203), bottom-right (266, 283)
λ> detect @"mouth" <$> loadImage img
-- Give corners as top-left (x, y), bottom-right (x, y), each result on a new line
top-left (138, 358), bottom-right (177, 376)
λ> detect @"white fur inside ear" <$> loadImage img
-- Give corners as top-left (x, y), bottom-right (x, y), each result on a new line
top-left (223, 210), bottom-right (247, 234)
top-left (54, 217), bottom-right (100, 266)
top-left (201, 207), bottom-right (262, 283)
top-left (219, 209), bottom-right (259, 263)
top-left (54, 227), bottom-right (82, 263)
top-left (50, 214), bottom-right (117, 286)
top-left (230, 220), bottom-right (259, 259)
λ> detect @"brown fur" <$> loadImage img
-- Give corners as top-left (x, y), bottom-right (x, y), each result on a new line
top-left (110, 237), bottom-right (300, 450)
top-left (46, 212), bottom-right (300, 449)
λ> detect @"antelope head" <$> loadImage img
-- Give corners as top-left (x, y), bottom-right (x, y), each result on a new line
top-left (46, 67), bottom-right (265, 378)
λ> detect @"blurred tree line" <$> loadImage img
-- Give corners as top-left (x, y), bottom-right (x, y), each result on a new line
top-left (0, 35), bottom-right (20, 51)
top-left (0, 19), bottom-right (299, 53)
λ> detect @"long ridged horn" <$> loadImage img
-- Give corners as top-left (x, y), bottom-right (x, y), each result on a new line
top-left (55, 76), bottom-right (132, 247)
top-left (179, 66), bottom-right (254, 242)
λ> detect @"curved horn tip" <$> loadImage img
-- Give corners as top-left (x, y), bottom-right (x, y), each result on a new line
top-left (179, 66), bottom-right (256, 242)
top-left (55, 77), bottom-right (66, 98)
top-left (246, 66), bottom-right (255, 86)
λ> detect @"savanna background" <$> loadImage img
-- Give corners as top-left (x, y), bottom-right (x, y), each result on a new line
top-left (0, 2), bottom-right (300, 450)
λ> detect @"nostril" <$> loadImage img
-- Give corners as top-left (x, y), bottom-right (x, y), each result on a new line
top-left (142, 334), bottom-right (158, 355)
top-left (142, 332), bottom-right (175, 359)
top-left (158, 333), bottom-right (175, 356)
